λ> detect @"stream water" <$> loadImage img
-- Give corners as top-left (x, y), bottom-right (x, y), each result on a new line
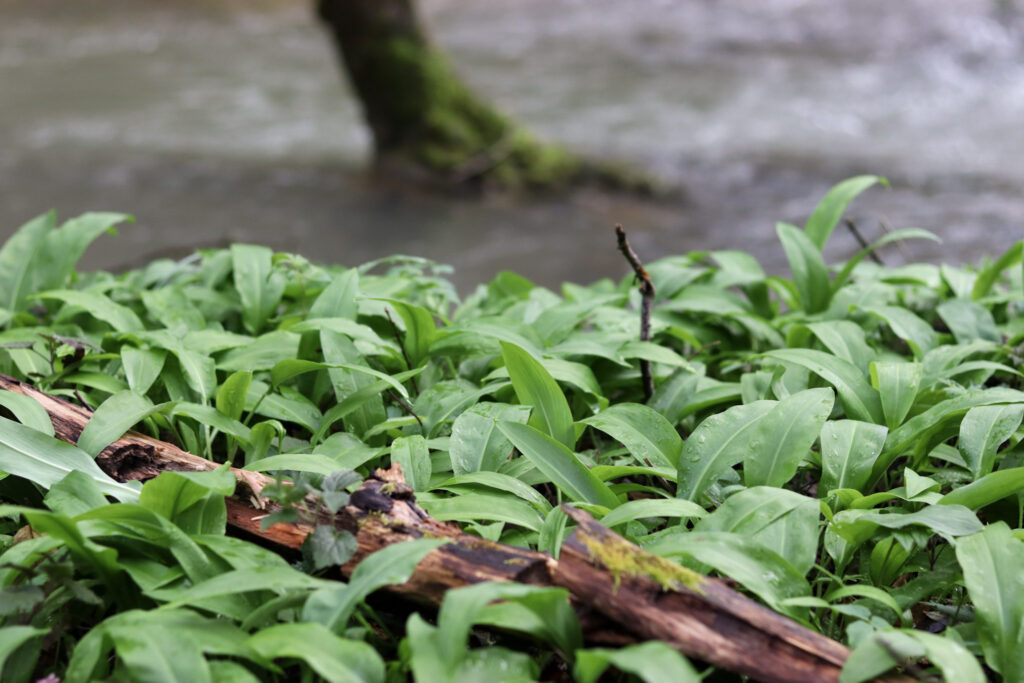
top-left (2, 0), bottom-right (1023, 291)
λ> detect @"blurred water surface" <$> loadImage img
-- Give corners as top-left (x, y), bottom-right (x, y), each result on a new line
top-left (1, 0), bottom-right (1022, 290)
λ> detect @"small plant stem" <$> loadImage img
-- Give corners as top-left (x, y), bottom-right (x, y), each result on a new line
top-left (385, 308), bottom-right (420, 394)
top-left (615, 224), bottom-right (656, 401)
top-left (844, 219), bottom-right (884, 265)
top-left (387, 389), bottom-right (425, 435)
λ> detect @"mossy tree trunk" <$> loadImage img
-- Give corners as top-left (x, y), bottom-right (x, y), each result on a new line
top-left (315, 0), bottom-right (585, 190)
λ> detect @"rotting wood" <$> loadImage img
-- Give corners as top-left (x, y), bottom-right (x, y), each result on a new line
top-left (0, 373), bottom-right (903, 682)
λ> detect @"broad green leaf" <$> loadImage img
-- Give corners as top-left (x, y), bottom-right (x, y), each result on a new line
top-left (833, 505), bottom-right (982, 545)
top-left (303, 539), bottom-right (446, 632)
top-left (0, 211), bottom-right (55, 311)
top-left (937, 299), bottom-right (1001, 343)
top-left (859, 305), bottom-right (936, 358)
top-left (869, 361), bottom-right (921, 430)
top-left (121, 347), bottom-right (167, 395)
top-left (321, 330), bottom-right (385, 438)
top-left (777, 222), bottom-right (831, 313)
top-left (449, 402), bottom-right (531, 474)
top-left (173, 348), bottom-right (218, 401)
top-left (172, 403), bottom-right (251, 443)
top-left (0, 417), bottom-right (143, 497)
top-left (377, 298), bottom-right (436, 367)
top-left (832, 227), bottom-right (939, 292)
top-left (574, 642), bottom-right (699, 683)
top-left (0, 626), bottom-right (48, 675)
top-left (599, 498), bottom-right (705, 529)
top-left (217, 331), bottom-right (299, 372)
top-left (309, 269), bottom-right (359, 319)
top-left (820, 420), bottom-right (888, 493)
top-left (433, 471), bottom-right (551, 511)
top-left (744, 388), bottom-right (834, 488)
top-left (677, 400), bottom-right (775, 501)
top-left (648, 531), bottom-right (811, 618)
top-left (244, 453), bottom-right (351, 476)
top-left (958, 404), bottom-right (1024, 477)
top-left (841, 629), bottom-right (984, 683)
top-left (501, 341), bottom-right (575, 449)
top-left (216, 370), bottom-right (252, 422)
top-left (696, 487), bottom-right (820, 574)
top-left (762, 349), bottom-right (884, 424)
top-left (583, 403), bottom-right (682, 469)
top-left (231, 244), bottom-right (285, 334)
top-left (270, 359), bottom-right (408, 398)
top-left (940, 468), bottom-right (1024, 509)
top-left (824, 584), bottom-right (901, 619)
top-left (139, 467), bottom-right (234, 534)
top-left (805, 175), bottom-right (884, 249)
top-left (955, 523), bottom-right (1024, 681)
top-left (34, 289), bottom-right (144, 332)
top-left (879, 388), bottom-right (1024, 477)
top-left (102, 611), bottom-right (214, 683)
top-left (245, 622), bottom-right (385, 683)
top-left (0, 389), bottom-right (54, 436)
top-left (647, 367), bottom-right (699, 426)
top-left (971, 240), bottom-right (1022, 300)
top-left (44, 469), bottom-right (110, 516)
top-left (391, 435), bottom-right (430, 491)
top-left (78, 390), bottom-right (167, 457)
top-left (497, 421), bottom-right (618, 507)
top-left (800, 320), bottom-right (875, 369)
top-left (420, 492), bottom-right (544, 531)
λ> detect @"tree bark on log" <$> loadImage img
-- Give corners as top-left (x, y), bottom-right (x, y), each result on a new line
top-left (0, 373), bottom-right (896, 682)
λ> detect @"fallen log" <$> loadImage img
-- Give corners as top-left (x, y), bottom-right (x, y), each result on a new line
top-left (1, 373), bottom-right (877, 682)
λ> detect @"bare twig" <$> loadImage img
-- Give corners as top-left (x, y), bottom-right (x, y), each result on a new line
top-left (385, 308), bottom-right (419, 394)
top-left (387, 389), bottom-right (425, 435)
top-left (844, 219), bottom-right (884, 265)
top-left (615, 224), bottom-right (656, 400)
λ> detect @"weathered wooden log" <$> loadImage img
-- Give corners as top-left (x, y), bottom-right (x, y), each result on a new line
top-left (555, 507), bottom-right (851, 683)
top-left (1, 373), bottom-right (889, 682)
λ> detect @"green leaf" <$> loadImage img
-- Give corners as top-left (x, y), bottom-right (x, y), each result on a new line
top-left (832, 227), bottom-right (939, 292)
top-left (940, 468), bottom-right (1024, 510)
top-left (744, 388), bottom-right (834, 488)
top-left (163, 565), bottom-right (329, 609)
top-left (173, 348), bottom-right (218, 401)
top-left (171, 403), bottom-right (251, 443)
top-left (139, 467), bottom-right (234, 533)
top-left (244, 453), bottom-right (352, 476)
top-left (270, 359), bottom-right (408, 399)
top-left (859, 305), bottom-right (936, 358)
top-left (696, 487), bottom-right (821, 574)
top-left (78, 390), bottom-right (167, 457)
top-left (449, 402), bottom-right (531, 474)
top-left (0, 389), bottom-right (54, 436)
top-left (420, 492), bottom-right (545, 531)
top-left (377, 298), bottom-right (436, 367)
top-left (583, 403), bottom-right (683, 469)
top-left (309, 269), bottom-right (359, 319)
top-left (304, 526), bottom-right (358, 570)
top-left (231, 244), bottom-right (285, 334)
top-left (805, 175), bottom-right (884, 249)
top-left (833, 505), bottom-right (982, 544)
top-left (971, 240), bottom-right (1022, 300)
top-left (841, 629), bottom-right (984, 683)
top-left (44, 470), bottom-right (110, 516)
top-left (647, 367), bottom-right (699, 426)
top-left (599, 498), bottom-right (705, 529)
top-left (777, 222), bottom-right (831, 313)
top-left (869, 361), bottom-right (921, 430)
top-left (763, 349), bottom-right (884, 424)
top-left (501, 341), bottom-right (575, 449)
top-left (121, 347), bottom-right (167, 395)
top-left (955, 523), bottom-right (1024, 681)
top-left (434, 471), bottom-right (551, 511)
top-left (676, 400), bottom-right (775, 501)
top-left (34, 289), bottom-right (144, 332)
top-left (245, 622), bottom-right (385, 683)
top-left (820, 420), bottom-right (888, 493)
top-left (574, 642), bottom-right (700, 683)
top-left (937, 299), bottom-right (1001, 343)
top-left (0, 211), bottom-right (55, 312)
top-left (497, 421), bottom-right (618, 507)
top-left (321, 330), bottom-right (385, 438)
top-left (391, 435), bottom-right (431, 491)
top-left (648, 531), bottom-right (811, 618)
top-left (0, 416), bottom-right (139, 501)
top-left (0, 625), bottom-right (47, 677)
top-left (303, 539), bottom-right (446, 632)
top-left (216, 370), bottom-right (252, 422)
top-left (217, 331), bottom-right (299, 372)
top-left (958, 404), bottom-right (1024, 477)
